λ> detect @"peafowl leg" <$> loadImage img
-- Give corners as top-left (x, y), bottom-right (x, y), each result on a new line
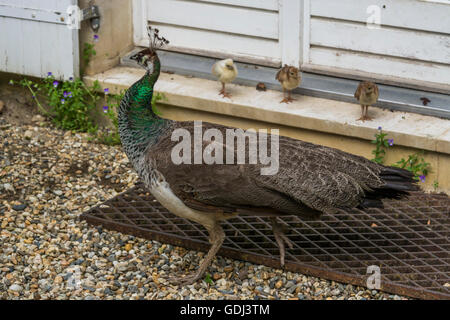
top-left (167, 224), bottom-right (225, 285)
top-left (287, 90), bottom-right (296, 103)
top-left (357, 105), bottom-right (366, 121)
top-left (219, 82), bottom-right (232, 98)
top-left (270, 217), bottom-right (294, 268)
top-left (364, 105), bottom-right (373, 121)
top-left (280, 89), bottom-right (289, 103)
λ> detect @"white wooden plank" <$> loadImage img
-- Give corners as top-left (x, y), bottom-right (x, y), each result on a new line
top-left (3, 17), bottom-right (24, 74)
top-left (192, 0), bottom-right (278, 11)
top-left (311, 0), bottom-right (450, 34)
top-left (311, 18), bottom-right (450, 64)
top-left (132, 0), bottom-right (147, 45)
top-left (0, 4), bottom-right (68, 24)
top-left (146, 0), bottom-right (279, 39)
top-left (22, 0), bottom-right (42, 77)
top-left (309, 46), bottom-right (450, 86)
top-left (138, 23), bottom-right (280, 64)
top-left (279, 0), bottom-right (301, 67)
top-left (0, 0), bottom-right (78, 79)
top-left (300, 0), bottom-right (310, 66)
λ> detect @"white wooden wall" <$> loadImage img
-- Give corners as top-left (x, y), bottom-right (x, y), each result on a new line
top-left (304, 0), bottom-right (450, 89)
top-left (135, 0), bottom-right (450, 89)
top-left (0, 0), bottom-right (79, 80)
top-left (133, 0), bottom-right (301, 67)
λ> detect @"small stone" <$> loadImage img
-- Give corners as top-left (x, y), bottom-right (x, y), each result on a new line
top-left (275, 280), bottom-right (283, 289)
top-left (330, 289), bottom-right (340, 296)
top-left (54, 276), bottom-right (63, 284)
top-left (287, 284), bottom-right (298, 294)
top-left (12, 203), bottom-right (27, 211)
top-left (9, 284), bottom-right (23, 292)
top-left (104, 288), bottom-right (113, 295)
top-left (128, 285), bottom-right (138, 293)
top-left (24, 130), bottom-right (33, 139)
top-left (3, 183), bottom-right (14, 192)
top-left (124, 243), bottom-right (133, 251)
top-left (181, 289), bottom-right (189, 297)
top-left (32, 115), bottom-right (45, 123)
top-left (213, 273), bottom-right (221, 281)
top-left (53, 190), bottom-right (63, 196)
top-left (0, 100), bottom-right (4, 114)
top-left (256, 82), bottom-right (267, 92)
top-left (224, 266), bottom-right (233, 273)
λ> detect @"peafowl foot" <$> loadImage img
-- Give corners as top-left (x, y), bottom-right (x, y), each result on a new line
top-left (164, 224), bottom-right (225, 286)
top-left (270, 217), bottom-right (294, 268)
top-left (219, 91), bottom-right (232, 99)
top-left (357, 115), bottom-right (373, 122)
top-left (166, 272), bottom-right (203, 286)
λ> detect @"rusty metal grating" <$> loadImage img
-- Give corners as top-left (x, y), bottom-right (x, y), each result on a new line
top-left (80, 183), bottom-right (450, 300)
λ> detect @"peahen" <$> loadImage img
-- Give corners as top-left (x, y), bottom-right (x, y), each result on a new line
top-left (119, 27), bottom-right (417, 285)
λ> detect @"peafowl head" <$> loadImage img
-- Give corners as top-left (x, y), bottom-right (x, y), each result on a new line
top-left (130, 26), bottom-right (169, 72)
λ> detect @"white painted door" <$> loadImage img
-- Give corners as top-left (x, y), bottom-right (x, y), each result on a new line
top-left (302, 0), bottom-right (450, 90)
top-left (0, 0), bottom-right (79, 80)
top-left (133, 0), bottom-right (301, 67)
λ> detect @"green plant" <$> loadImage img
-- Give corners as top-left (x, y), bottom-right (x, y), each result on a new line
top-left (96, 89), bottom-right (124, 146)
top-left (371, 127), bottom-right (431, 183)
top-left (81, 34), bottom-right (98, 75)
top-left (203, 273), bottom-right (213, 285)
top-left (433, 180), bottom-right (439, 191)
top-left (393, 151), bottom-right (431, 182)
top-left (371, 127), bottom-right (393, 164)
top-left (14, 73), bottom-right (100, 133)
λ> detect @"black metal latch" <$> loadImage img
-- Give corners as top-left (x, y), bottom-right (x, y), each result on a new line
top-left (81, 5), bottom-right (100, 32)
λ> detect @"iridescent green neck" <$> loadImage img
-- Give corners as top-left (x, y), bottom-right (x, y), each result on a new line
top-left (118, 56), bottom-right (171, 166)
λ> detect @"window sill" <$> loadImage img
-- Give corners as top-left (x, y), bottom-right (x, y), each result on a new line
top-left (84, 66), bottom-right (450, 155)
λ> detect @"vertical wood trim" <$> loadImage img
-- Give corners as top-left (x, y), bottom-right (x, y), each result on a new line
top-left (70, 0), bottom-right (79, 78)
top-left (300, 0), bottom-right (310, 66)
top-left (279, 0), bottom-right (301, 68)
top-left (132, 0), bottom-right (146, 46)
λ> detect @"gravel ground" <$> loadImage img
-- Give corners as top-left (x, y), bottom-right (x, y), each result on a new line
top-left (0, 117), bottom-right (409, 300)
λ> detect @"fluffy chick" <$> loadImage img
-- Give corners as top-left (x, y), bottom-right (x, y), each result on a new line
top-left (212, 58), bottom-right (238, 98)
top-left (354, 81), bottom-right (379, 121)
top-left (276, 65), bottom-right (301, 103)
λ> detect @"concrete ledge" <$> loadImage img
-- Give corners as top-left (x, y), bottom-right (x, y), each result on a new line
top-left (84, 66), bottom-right (450, 155)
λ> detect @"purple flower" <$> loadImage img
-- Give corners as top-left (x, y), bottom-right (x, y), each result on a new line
top-left (68, 91), bottom-right (73, 98)
top-left (93, 34), bottom-right (99, 42)
top-left (32, 95), bottom-right (36, 99)
top-left (69, 77), bottom-right (73, 81)
top-left (53, 80), bottom-right (59, 87)
top-left (47, 72), bottom-right (52, 76)
top-left (103, 106), bottom-right (109, 113)
top-left (104, 88), bottom-right (109, 95)
top-left (419, 175), bottom-right (426, 183)
top-left (377, 126), bottom-right (382, 130)
top-left (61, 98), bottom-right (65, 104)
top-left (63, 91), bottom-right (69, 98)
top-left (388, 139), bottom-right (394, 146)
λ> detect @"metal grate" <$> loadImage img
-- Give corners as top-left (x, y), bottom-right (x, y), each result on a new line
top-left (80, 183), bottom-right (450, 300)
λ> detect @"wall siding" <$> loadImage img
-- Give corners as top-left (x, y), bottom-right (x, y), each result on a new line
top-left (305, 0), bottom-right (450, 89)
top-left (136, 0), bottom-right (284, 66)
top-left (0, 0), bottom-right (79, 80)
